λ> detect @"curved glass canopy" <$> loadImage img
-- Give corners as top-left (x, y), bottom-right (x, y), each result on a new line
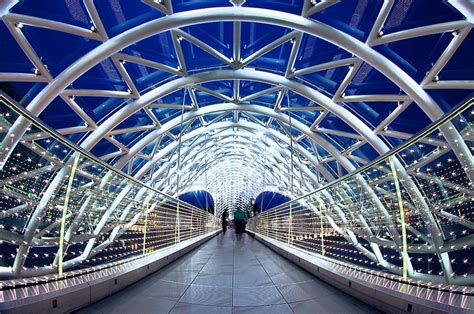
top-left (0, 0), bottom-right (473, 285)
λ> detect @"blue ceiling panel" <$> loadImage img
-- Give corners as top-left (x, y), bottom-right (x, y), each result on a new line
top-left (181, 22), bottom-right (232, 57)
top-left (309, 0), bottom-right (384, 41)
top-left (38, 96), bottom-right (83, 129)
top-left (10, 0), bottom-right (91, 28)
top-left (0, 23), bottom-right (33, 73)
top-left (439, 31), bottom-right (474, 80)
top-left (123, 32), bottom-right (178, 67)
top-left (382, 0), bottom-right (464, 33)
top-left (94, 0), bottom-right (165, 37)
top-left (346, 62), bottom-right (403, 95)
top-left (21, 26), bottom-right (100, 77)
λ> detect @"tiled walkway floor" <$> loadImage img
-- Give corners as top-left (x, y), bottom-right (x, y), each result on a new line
top-left (78, 231), bottom-right (379, 313)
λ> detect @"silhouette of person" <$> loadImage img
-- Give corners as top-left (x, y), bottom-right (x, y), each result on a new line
top-left (234, 207), bottom-right (246, 234)
top-left (222, 209), bottom-right (228, 234)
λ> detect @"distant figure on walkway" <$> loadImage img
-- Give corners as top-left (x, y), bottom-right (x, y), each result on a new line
top-left (222, 209), bottom-right (228, 233)
top-left (233, 208), bottom-right (247, 234)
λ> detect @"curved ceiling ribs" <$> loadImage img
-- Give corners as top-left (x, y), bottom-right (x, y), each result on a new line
top-left (0, 0), bottom-right (472, 282)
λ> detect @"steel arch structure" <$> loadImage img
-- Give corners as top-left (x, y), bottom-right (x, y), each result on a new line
top-left (0, 0), bottom-right (472, 285)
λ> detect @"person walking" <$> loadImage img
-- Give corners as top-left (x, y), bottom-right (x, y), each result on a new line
top-left (221, 209), bottom-right (228, 234)
top-left (233, 207), bottom-right (245, 234)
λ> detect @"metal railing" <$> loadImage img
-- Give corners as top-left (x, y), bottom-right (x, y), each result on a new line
top-left (0, 93), bottom-right (219, 286)
top-left (249, 98), bottom-right (473, 290)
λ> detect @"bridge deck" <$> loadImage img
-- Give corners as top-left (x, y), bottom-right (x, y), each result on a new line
top-left (78, 231), bottom-right (379, 313)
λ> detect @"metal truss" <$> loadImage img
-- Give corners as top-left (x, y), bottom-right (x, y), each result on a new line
top-left (0, 0), bottom-right (472, 283)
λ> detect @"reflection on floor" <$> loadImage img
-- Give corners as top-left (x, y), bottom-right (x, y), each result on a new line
top-left (77, 230), bottom-right (380, 313)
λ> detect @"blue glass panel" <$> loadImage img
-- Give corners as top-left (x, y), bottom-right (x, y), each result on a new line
top-left (289, 110), bottom-right (319, 126)
top-left (382, 0), bottom-right (463, 33)
top-left (0, 82), bottom-right (46, 105)
top-left (240, 81), bottom-right (272, 98)
top-left (220, 113), bottom-right (234, 122)
top-left (159, 134), bottom-right (174, 148)
top-left (252, 99), bottom-right (276, 109)
top-left (268, 119), bottom-right (283, 133)
top-left (248, 40), bottom-right (292, 73)
top-left (10, 0), bottom-right (91, 28)
top-left (313, 142), bottom-right (329, 159)
top-left (299, 67), bottom-right (349, 95)
top-left (319, 112), bottom-right (359, 136)
top-left (139, 140), bottom-right (156, 157)
top-left (95, 0), bottom-right (164, 37)
top-left (202, 112), bottom-right (225, 123)
top-left (344, 101), bottom-right (398, 128)
top-left (247, 112), bottom-right (270, 124)
top-left (115, 129), bottom-right (150, 147)
top-left (123, 62), bottom-right (176, 91)
top-left (330, 134), bottom-right (358, 152)
top-left (241, 22), bottom-right (291, 59)
top-left (187, 118), bottom-right (202, 133)
top-left (64, 132), bottom-right (87, 145)
top-left (21, 25), bottom-right (100, 77)
top-left (428, 90), bottom-right (473, 114)
top-left (324, 159), bottom-right (338, 177)
top-left (157, 88), bottom-right (188, 106)
top-left (194, 92), bottom-right (225, 106)
top-left (345, 62), bottom-right (402, 95)
top-left (124, 32), bottom-right (178, 68)
top-left (131, 158), bottom-right (148, 177)
top-left (72, 58), bottom-right (127, 91)
top-left (375, 33), bottom-right (450, 81)
top-left (90, 138), bottom-right (117, 157)
top-left (387, 103), bottom-right (431, 134)
top-left (73, 96), bottom-right (127, 123)
top-left (255, 191), bottom-right (291, 212)
top-left (38, 96), bottom-right (83, 129)
top-left (154, 107), bottom-right (183, 125)
top-left (438, 31), bottom-right (474, 80)
top-left (115, 110), bottom-right (153, 130)
top-left (286, 115), bottom-right (308, 133)
top-left (180, 39), bottom-right (227, 70)
top-left (295, 35), bottom-right (352, 70)
top-left (351, 142), bottom-right (379, 162)
top-left (169, 119), bottom-right (193, 136)
top-left (286, 90), bottom-right (313, 107)
top-left (187, 65), bottom-right (228, 76)
top-left (310, 0), bottom-right (384, 41)
top-left (0, 23), bottom-right (33, 73)
top-left (181, 22), bottom-right (232, 57)
top-left (299, 137), bottom-right (312, 152)
top-left (179, 190), bottom-right (215, 212)
top-left (200, 80), bottom-right (233, 99)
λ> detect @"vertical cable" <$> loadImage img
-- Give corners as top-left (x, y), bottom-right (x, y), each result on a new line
top-left (316, 195), bottom-right (325, 256)
top-left (142, 193), bottom-right (153, 255)
top-left (389, 156), bottom-right (408, 282)
top-left (142, 209), bottom-right (148, 255)
top-left (58, 152), bottom-right (80, 277)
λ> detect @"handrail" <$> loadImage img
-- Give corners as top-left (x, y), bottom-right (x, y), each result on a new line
top-left (0, 91), bottom-right (205, 213)
top-left (266, 96), bottom-right (473, 212)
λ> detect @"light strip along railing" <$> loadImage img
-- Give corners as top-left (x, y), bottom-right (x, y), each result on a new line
top-left (249, 98), bottom-right (473, 291)
top-left (0, 92), bottom-right (219, 286)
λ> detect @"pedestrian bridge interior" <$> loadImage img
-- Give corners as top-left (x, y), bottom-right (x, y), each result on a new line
top-left (0, 0), bottom-right (472, 313)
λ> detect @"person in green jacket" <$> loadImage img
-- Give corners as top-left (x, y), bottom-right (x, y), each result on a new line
top-left (233, 208), bottom-right (246, 234)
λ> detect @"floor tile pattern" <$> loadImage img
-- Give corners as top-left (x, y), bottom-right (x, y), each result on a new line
top-left (77, 231), bottom-right (379, 313)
